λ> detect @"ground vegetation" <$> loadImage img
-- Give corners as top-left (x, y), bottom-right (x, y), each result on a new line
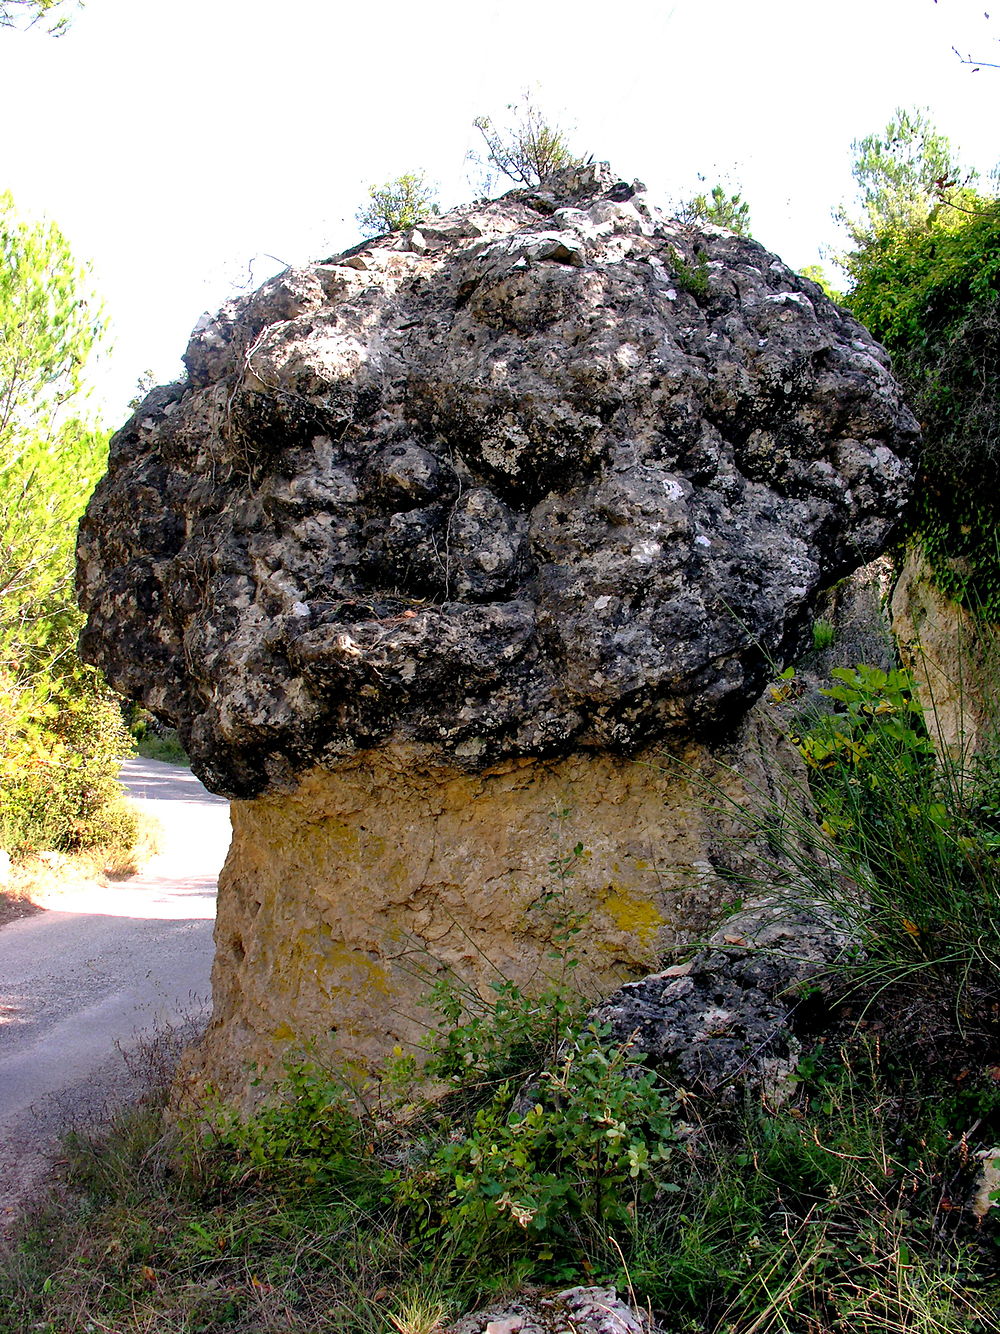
top-left (3, 667), bottom-right (1000, 1331)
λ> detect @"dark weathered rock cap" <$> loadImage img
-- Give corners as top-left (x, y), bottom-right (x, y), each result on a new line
top-left (77, 164), bottom-right (916, 798)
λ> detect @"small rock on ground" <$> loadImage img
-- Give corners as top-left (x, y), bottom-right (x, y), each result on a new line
top-left (446, 1285), bottom-right (667, 1333)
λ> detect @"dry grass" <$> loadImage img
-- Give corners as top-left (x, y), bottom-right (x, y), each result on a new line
top-left (0, 804), bottom-right (163, 918)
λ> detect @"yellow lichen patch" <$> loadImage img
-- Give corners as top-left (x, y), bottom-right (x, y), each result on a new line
top-left (314, 819), bottom-right (361, 861)
top-left (321, 940), bottom-right (393, 998)
top-left (359, 832), bottom-right (388, 867)
top-left (600, 887), bottom-right (665, 946)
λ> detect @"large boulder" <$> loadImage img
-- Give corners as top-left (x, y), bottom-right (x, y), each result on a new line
top-left (78, 163), bottom-right (915, 801)
top-left (77, 164), bottom-right (917, 1091)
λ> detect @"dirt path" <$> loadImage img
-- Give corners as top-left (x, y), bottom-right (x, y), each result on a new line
top-left (0, 758), bottom-right (230, 1225)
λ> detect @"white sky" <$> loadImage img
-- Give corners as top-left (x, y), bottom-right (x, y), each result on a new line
top-left (2, 0), bottom-right (998, 423)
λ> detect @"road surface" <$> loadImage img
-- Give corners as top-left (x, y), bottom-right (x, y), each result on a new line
top-left (0, 757), bottom-right (230, 1224)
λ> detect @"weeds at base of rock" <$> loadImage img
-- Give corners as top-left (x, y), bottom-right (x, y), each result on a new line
top-left (5, 663), bottom-right (1000, 1332)
top-left (2, 947), bottom-right (999, 1333)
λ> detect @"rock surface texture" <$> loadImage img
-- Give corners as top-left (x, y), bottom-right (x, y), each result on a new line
top-left (891, 548), bottom-right (997, 762)
top-left (446, 1286), bottom-right (664, 1334)
top-left (587, 896), bottom-right (853, 1105)
top-left (78, 163), bottom-right (915, 801)
top-left (189, 714), bottom-right (806, 1089)
top-left (78, 164), bottom-right (916, 1091)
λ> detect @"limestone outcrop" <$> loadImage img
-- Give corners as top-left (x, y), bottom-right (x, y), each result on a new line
top-left (78, 164), bottom-right (917, 1091)
top-left (78, 163), bottom-right (915, 801)
top-left (187, 712), bottom-right (807, 1090)
top-left (891, 547), bottom-right (998, 762)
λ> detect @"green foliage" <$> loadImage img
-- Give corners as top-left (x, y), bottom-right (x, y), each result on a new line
top-left (811, 617), bottom-right (835, 651)
top-left (0, 194), bottom-right (130, 856)
top-left (784, 663), bottom-right (1000, 1007)
top-left (5, 951), bottom-right (1000, 1333)
top-left (0, 671), bottom-right (136, 855)
top-left (846, 198), bottom-right (1000, 366)
top-left (128, 707), bottom-right (190, 765)
top-left (916, 488), bottom-right (1000, 619)
top-left (794, 663), bottom-right (934, 792)
top-left (840, 110), bottom-right (1000, 621)
top-left (838, 106), bottom-right (969, 254)
top-left (200, 1059), bottom-right (373, 1196)
top-left (356, 171), bottom-right (439, 238)
top-left (472, 94), bottom-right (583, 189)
top-left (667, 245), bottom-right (710, 299)
top-left (630, 1043), bottom-right (1000, 1331)
top-left (0, 193), bottom-right (103, 444)
top-left (846, 200), bottom-right (1000, 615)
top-left (135, 729), bottom-right (189, 766)
top-left (393, 1029), bottom-right (676, 1266)
top-left (798, 263), bottom-right (843, 302)
top-left (676, 182), bottom-right (752, 236)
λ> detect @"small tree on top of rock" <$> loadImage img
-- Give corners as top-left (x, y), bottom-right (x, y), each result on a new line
top-left (472, 94), bottom-right (584, 189)
top-left (356, 172), bottom-right (440, 238)
top-left (676, 182), bottom-right (753, 236)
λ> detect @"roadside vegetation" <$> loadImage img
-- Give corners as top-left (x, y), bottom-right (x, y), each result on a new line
top-left (128, 707), bottom-right (191, 767)
top-left (3, 666), bottom-right (1000, 1332)
top-left (0, 192), bottom-right (142, 916)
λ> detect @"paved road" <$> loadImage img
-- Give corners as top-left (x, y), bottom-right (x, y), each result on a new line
top-left (0, 757), bottom-right (230, 1222)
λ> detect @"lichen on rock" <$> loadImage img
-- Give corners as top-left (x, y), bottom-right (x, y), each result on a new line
top-left (77, 162), bottom-right (916, 801)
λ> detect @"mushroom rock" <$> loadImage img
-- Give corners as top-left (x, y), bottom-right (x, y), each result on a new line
top-left (77, 163), bottom-right (917, 1095)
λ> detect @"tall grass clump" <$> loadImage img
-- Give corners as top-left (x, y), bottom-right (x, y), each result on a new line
top-left (709, 661), bottom-right (1000, 1027)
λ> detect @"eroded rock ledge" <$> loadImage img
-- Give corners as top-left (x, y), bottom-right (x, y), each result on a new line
top-left (78, 163), bottom-right (916, 801)
top-left (190, 714), bottom-right (806, 1089)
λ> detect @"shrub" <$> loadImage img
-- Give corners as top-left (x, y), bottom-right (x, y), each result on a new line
top-left (471, 93), bottom-right (583, 189)
top-left (756, 662), bottom-right (1000, 1018)
top-left (844, 193), bottom-right (1000, 618)
top-left (0, 667), bottom-right (135, 856)
top-left (356, 172), bottom-right (439, 238)
top-left (392, 1023), bottom-right (677, 1267)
